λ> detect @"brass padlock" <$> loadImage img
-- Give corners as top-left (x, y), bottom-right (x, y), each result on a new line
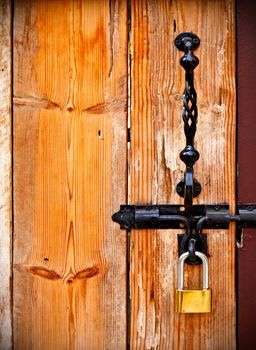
top-left (175, 251), bottom-right (211, 313)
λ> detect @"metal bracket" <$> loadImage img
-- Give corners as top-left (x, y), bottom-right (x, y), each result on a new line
top-left (237, 204), bottom-right (256, 227)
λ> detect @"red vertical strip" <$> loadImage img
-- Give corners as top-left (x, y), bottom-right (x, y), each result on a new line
top-left (237, 1), bottom-right (256, 348)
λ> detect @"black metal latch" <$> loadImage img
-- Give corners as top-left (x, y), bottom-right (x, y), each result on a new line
top-left (112, 32), bottom-right (256, 264)
top-left (112, 204), bottom-right (256, 264)
top-left (113, 205), bottom-right (231, 230)
top-left (113, 204), bottom-right (256, 231)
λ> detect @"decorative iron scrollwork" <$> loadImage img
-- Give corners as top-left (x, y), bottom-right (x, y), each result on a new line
top-left (175, 32), bottom-right (201, 207)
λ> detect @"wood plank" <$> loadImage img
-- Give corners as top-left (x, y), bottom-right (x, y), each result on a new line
top-left (13, 1), bottom-right (127, 349)
top-left (130, 0), bottom-right (236, 348)
top-left (0, 1), bottom-right (12, 348)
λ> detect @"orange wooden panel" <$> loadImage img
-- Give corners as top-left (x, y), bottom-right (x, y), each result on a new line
top-left (13, 1), bottom-right (127, 348)
top-left (130, 0), bottom-right (236, 348)
top-left (0, 0), bottom-right (12, 348)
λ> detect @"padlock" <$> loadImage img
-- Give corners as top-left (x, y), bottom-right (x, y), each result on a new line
top-left (175, 251), bottom-right (211, 313)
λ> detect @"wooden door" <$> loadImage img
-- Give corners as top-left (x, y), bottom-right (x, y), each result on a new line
top-left (0, 0), bottom-right (236, 349)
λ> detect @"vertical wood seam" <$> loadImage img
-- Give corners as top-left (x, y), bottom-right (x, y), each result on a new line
top-left (0, 0), bottom-right (12, 348)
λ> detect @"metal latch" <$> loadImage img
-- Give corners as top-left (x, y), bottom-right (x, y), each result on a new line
top-left (112, 204), bottom-right (256, 264)
top-left (112, 32), bottom-right (256, 266)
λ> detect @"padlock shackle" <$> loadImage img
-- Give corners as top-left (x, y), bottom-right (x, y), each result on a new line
top-left (178, 251), bottom-right (209, 289)
top-left (195, 251), bottom-right (209, 289)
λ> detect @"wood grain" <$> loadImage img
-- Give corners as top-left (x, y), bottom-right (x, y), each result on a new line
top-left (130, 0), bottom-right (236, 348)
top-left (0, 1), bottom-right (12, 348)
top-left (13, 1), bottom-right (127, 349)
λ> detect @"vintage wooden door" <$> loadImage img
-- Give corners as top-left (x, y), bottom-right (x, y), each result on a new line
top-left (0, 0), bottom-right (238, 349)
